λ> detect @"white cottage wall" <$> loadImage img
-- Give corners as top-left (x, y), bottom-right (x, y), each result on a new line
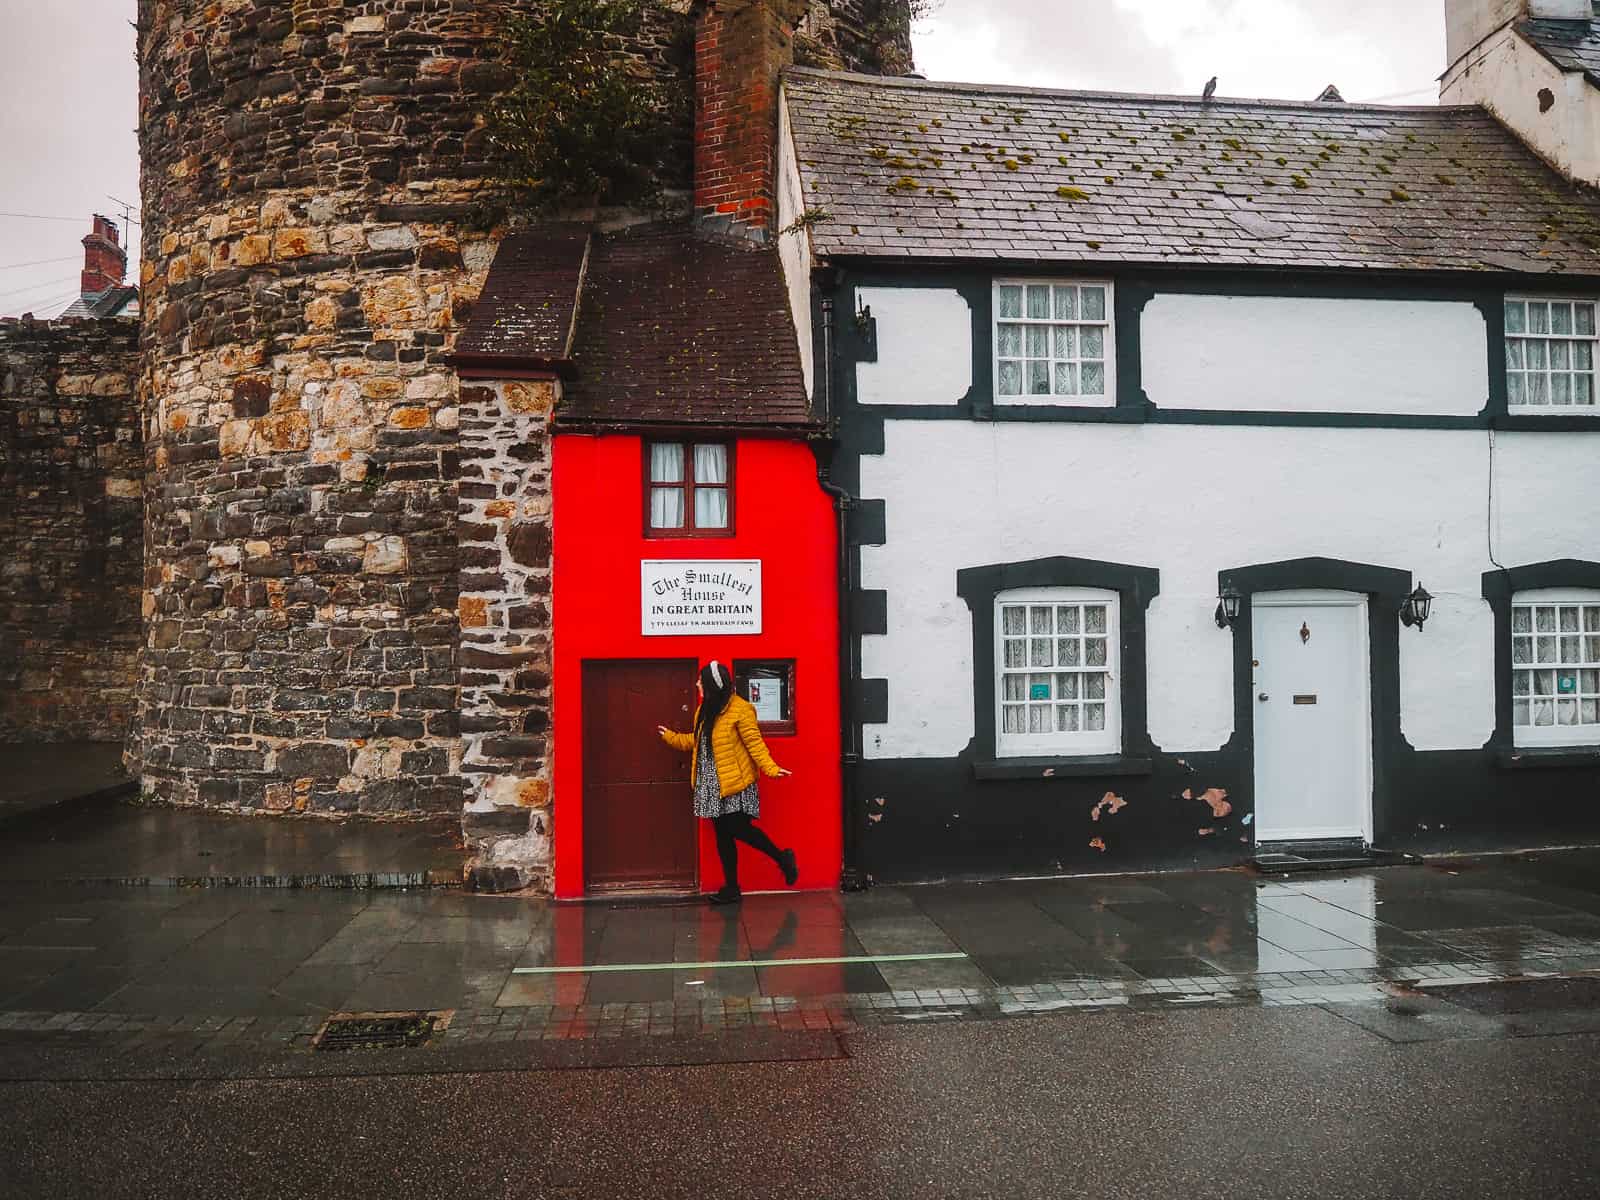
top-left (1445, 0), bottom-right (1528, 65)
top-left (857, 422), bottom-right (1595, 760)
top-left (1142, 295), bottom-right (1489, 416)
top-left (776, 97), bottom-right (815, 399)
top-left (855, 287), bottom-right (972, 405)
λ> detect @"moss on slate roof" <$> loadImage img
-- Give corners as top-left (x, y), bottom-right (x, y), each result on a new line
top-left (783, 67), bottom-right (1600, 274)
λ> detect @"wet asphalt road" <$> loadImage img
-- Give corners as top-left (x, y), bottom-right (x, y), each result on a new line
top-left (4, 1004), bottom-right (1597, 1200)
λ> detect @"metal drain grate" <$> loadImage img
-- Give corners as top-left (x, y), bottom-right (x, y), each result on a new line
top-left (314, 1011), bottom-right (445, 1052)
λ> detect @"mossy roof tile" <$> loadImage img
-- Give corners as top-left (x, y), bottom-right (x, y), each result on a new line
top-left (783, 67), bottom-right (1600, 275)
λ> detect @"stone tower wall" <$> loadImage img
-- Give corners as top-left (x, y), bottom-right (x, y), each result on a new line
top-left (132, 0), bottom-right (911, 822)
top-left (796, 0), bottom-right (917, 74)
top-left (133, 0), bottom-right (523, 815)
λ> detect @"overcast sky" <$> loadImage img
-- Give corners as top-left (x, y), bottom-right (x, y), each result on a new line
top-left (917, 1), bottom-right (1445, 103)
top-left (0, 1), bottom-right (1445, 318)
top-left (0, 2), bottom-right (141, 319)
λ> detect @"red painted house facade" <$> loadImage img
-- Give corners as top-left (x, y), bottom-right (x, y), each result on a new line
top-left (450, 1), bottom-right (849, 895)
top-left (460, 220), bottom-right (841, 897)
top-left (552, 432), bottom-right (839, 898)
top-left (549, 217), bottom-right (841, 899)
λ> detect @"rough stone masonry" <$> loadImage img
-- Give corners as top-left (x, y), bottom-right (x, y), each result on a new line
top-left (114, 0), bottom-right (912, 890)
top-left (133, 0), bottom-right (525, 821)
top-left (0, 318), bottom-right (143, 743)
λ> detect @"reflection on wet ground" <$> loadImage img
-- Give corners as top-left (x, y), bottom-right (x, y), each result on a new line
top-left (4, 853), bottom-right (1600, 1042)
top-left (0, 804), bottom-right (464, 884)
top-left (0, 743), bottom-right (130, 825)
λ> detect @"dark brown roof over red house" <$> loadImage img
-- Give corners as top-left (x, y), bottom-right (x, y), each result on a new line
top-left (562, 223), bottom-right (812, 430)
top-left (458, 219), bottom-right (814, 430)
top-left (454, 223), bottom-right (589, 370)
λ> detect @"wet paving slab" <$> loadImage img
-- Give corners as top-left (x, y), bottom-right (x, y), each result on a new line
top-left (3, 852), bottom-right (1600, 1058)
top-left (0, 804), bottom-right (464, 886)
top-left (0, 743), bottom-right (133, 827)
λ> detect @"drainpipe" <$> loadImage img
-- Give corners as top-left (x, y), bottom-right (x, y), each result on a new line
top-left (814, 295), bottom-right (868, 891)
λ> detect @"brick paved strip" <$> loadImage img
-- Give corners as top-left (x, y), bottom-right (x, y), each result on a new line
top-left (2, 959), bottom-right (1596, 1067)
top-left (17, 872), bottom-right (462, 890)
top-left (513, 952), bottom-right (970, 975)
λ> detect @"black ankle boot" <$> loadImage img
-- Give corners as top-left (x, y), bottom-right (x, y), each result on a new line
top-left (779, 849), bottom-right (798, 887)
top-left (707, 887), bottom-right (742, 906)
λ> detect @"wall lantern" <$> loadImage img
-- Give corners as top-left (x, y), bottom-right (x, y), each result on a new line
top-left (1214, 588), bottom-right (1243, 629)
top-left (1400, 584), bottom-right (1433, 631)
top-left (853, 300), bottom-right (874, 337)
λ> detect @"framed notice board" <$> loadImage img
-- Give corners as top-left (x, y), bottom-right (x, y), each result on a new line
top-left (734, 659), bottom-right (796, 736)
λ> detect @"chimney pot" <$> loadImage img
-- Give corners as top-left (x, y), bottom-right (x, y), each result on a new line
top-left (79, 212), bottom-right (128, 297)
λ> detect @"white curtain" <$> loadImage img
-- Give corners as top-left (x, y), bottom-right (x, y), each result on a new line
top-left (693, 445), bottom-right (729, 528)
top-left (650, 487), bottom-right (684, 528)
top-left (695, 487), bottom-right (729, 529)
top-left (693, 444), bottom-right (728, 484)
top-left (650, 442), bottom-right (684, 483)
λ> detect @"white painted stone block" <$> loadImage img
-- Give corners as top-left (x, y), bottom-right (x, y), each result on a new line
top-left (1142, 295), bottom-right (1488, 416)
top-left (856, 287), bottom-right (972, 406)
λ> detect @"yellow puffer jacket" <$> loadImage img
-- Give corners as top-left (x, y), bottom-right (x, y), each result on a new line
top-left (661, 696), bottom-right (784, 798)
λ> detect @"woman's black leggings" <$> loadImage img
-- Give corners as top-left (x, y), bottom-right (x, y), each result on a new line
top-left (713, 812), bottom-right (784, 891)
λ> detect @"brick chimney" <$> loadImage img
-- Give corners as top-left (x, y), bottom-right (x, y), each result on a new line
top-left (694, 0), bottom-right (807, 240)
top-left (81, 214), bottom-right (127, 295)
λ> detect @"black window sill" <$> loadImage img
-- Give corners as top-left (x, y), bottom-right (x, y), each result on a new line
top-left (1493, 414), bottom-right (1600, 433)
top-left (1493, 747), bottom-right (1600, 771)
top-left (973, 755), bottom-right (1154, 781)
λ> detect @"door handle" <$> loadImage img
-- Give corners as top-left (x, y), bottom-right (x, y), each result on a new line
top-left (1258, 692), bottom-right (1269, 702)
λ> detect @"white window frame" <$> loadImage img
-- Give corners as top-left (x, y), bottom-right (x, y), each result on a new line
top-left (1504, 295), bottom-right (1599, 412)
top-left (994, 586), bottom-right (1120, 757)
top-left (993, 279), bottom-right (1115, 408)
top-left (1511, 587), bottom-right (1600, 748)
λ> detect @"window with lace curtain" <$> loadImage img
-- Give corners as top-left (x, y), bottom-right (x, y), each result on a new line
top-left (1504, 297), bottom-right (1599, 410)
top-left (1512, 589), bottom-right (1600, 747)
top-left (994, 280), bottom-right (1114, 406)
top-left (995, 587), bottom-right (1120, 756)
top-left (645, 441), bottom-right (733, 536)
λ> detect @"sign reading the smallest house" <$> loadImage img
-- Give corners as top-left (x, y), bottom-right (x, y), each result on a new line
top-left (641, 560), bottom-right (762, 636)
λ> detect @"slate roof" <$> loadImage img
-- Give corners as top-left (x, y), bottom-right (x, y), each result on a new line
top-left (1520, 6), bottom-right (1600, 85)
top-left (559, 222), bottom-right (814, 430)
top-left (782, 67), bottom-right (1600, 275)
top-left (57, 286), bottom-right (139, 320)
top-left (454, 223), bottom-right (589, 368)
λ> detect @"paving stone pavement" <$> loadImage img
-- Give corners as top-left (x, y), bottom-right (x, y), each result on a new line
top-left (0, 743), bottom-right (132, 827)
top-left (4, 850), bottom-right (1600, 1058)
top-left (0, 804), bottom-right (464, 886)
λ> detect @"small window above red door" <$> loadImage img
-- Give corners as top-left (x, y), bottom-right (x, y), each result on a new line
top-left (645, 441), bottom-right (734, 537)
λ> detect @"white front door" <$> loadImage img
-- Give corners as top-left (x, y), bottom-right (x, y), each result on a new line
top-left (1251, 591), bottom-right (1372, 842)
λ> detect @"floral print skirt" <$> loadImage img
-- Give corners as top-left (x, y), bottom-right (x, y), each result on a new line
top-left (692, 731), bottom-right (760, 820)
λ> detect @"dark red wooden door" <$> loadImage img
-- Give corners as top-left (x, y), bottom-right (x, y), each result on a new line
top-left (581, 659), bottom-right (698, 893)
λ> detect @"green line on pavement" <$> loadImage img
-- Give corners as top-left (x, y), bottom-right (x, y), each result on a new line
top-left (512, 951), bottom-right (969, 975)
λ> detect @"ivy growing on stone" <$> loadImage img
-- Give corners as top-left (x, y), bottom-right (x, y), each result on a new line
top-left (855, 0), bottom-right (935, 73)
top-left (489, 0), bottom-right (682, 212)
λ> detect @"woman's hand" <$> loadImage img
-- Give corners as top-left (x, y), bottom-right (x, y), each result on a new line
top-left (776, 767), bottom-right (793, 777)
top-left (657, 725), bottom-right (671, 738)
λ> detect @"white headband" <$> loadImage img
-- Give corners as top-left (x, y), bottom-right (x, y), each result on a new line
top-left (708, 660), bottom-right (725, 686)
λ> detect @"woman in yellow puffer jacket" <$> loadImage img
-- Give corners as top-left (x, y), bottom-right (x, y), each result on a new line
top-left (659, 659), bottom-right (797, 905)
